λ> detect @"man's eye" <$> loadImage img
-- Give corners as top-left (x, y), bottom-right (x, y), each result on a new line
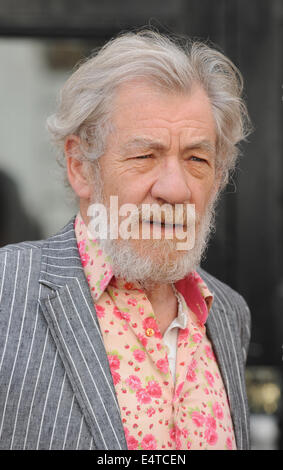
top-left (190, 156), bottom-right (206, 163)
top-left (135, 154), bottom-right (152, 159)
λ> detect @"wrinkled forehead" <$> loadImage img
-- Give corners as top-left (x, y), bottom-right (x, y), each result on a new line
top-left (114, 130), bottom-right (216, 156)
top-left (107, 80), bottom-right (216, 148)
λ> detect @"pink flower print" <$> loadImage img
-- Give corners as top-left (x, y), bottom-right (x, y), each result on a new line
top-left (179, 327), bottom-right (189, 342)
top-left (182, 428), bottom-right (189, 439)
top-left (136, 388), bottom-right (152, 404)
top-left (111, 370), bottom-right (121, 385)
top-left (156, 358), bottom-right (169, 374)
top-left (137, 333), bottom-right (148, 348)
top-left (126, 434), bottom-right (139, 450)
top-left (186, 368), bottom-right (196, 382)
top-left (81, 252), bottom-right (90, 267)
top-left (124, 427), bottom-right (129, 438)
top-left (95, 304), bottom-right (105, 319)
top-left (142, 317), bottom-right (162, 338)
top-left (108, 354), bottom-right (120, 370)
top-left (212, 402), bottom-right (224, 420)
top-left (115, 311), bottom-right (131, 322)
top-left (175, 437), bottom-right (182, 450)
top-left (205, 344), bottom-right (216, 361)
top-left (120, 310), bottom-right (131, 322)
top-left (205, 415), bottom-right (216, 430)
top-left (186, 359), bottom-right (197, 382)
top-left (113, 306), bottom-right (123, 320)
top-left (127, 297), bottom-right (137, 306)
top-left (133, 349), bottom-right (146, 363)
top-left (190, 358), bottom-right (197, 369)
top-left (138, 306), bottom-right (144, 315)
top-left (187, 441), bottom-right (192, 450)
top-left (226, 437), bottom-right (233, 450)
top-left (146, 407), bottom-right (156, 417)
top-left (204, 370), bottom-right (215, 387)
top-left (141, 434), bottom-right (157, 450)
top-left (78, 239), bottom-right (86, 256)
top-left (146, 380), bottom-right (162, 398)
top-left (204, 427), bottom-right (218, 446)
top-left (191, 411), bottom-right (205, 427)
top-left (169, 424), bottom-right (181, 441)
top-left (126, 375), bottom-right (142, 391)
top-left (100, 272), bottom-right (112, 291)
top-left (173, 381), bottom-right (184, 401)
top-left (192, 333), bottom-right (202, 343)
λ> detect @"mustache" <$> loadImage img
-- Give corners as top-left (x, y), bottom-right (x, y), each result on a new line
top-left (133, 204), bottom-right (198, 226)
top-left (105, 203), bottom-right (198, 226)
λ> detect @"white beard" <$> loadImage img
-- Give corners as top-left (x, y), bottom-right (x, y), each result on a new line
top-left (97, 199), bottom-right (216, 288)
top-left (88, 164), bottom-right (217, 288)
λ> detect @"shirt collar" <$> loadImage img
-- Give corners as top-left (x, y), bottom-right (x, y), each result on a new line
top-left (75, 212), bottom-right (114, 302)
top-left (74, 212), bottom-right (214, 321)
top-left (175, 272), bottom-right (214, 325)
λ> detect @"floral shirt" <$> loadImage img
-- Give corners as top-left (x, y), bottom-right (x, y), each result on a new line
top-left (75, 213), bottom-right (236, 450)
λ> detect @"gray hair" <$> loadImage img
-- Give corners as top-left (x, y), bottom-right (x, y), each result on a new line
top-left (46, 29), bottom-right (251, 189)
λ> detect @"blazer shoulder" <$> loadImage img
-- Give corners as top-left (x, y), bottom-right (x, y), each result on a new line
top-left (0, 217), bottom-right (77, 305)
top-left (0, 238), bottom-right (44, 253)
top-left (0, 240), bottom-right (44, 308)
top-left (0, 239), bottom-right (44, 274)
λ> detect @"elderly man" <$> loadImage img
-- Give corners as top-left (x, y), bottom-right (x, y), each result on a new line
top-left (0, 30), bottom-right (251, 450)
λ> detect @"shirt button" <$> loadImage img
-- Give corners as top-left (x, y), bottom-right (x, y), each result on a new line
top-left (146, 328), bottom-right (155, 337)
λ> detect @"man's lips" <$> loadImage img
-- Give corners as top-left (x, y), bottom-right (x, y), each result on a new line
top-left (142, 220), bottom-right (186, 229)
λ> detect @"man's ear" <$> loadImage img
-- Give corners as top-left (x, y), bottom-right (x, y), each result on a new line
top-left (65, 135), bottom-right (92, 200)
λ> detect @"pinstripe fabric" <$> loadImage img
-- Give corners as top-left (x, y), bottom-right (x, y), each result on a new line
top-left (0, 217), bottom-right (251, 450)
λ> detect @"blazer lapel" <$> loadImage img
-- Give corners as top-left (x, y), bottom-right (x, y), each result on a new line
top-left (206, 295), bottom-right (249, 450)
top-left (38, 218), bottom-right (127, 450)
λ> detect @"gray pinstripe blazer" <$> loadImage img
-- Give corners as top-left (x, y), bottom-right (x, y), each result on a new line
top-left (0, 217), bottom-right (251, 450)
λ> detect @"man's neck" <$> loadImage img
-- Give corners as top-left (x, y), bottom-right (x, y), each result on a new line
top-left (144, 283), bottom-right (178, 335)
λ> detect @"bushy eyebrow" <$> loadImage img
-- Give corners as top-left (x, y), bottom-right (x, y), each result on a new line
top-left (120, 136), bottom-right (167, 153)
top-left (120, 136), bottom-right (216, 156)
top-left (182, 140), bottom-right (216, 156)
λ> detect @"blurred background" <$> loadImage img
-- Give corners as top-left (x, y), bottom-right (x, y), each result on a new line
top-left (0, 0), bottom-right (282, 450)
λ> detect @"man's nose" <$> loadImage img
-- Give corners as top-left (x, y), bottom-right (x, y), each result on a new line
top-left (150, 159), bottom-right (191, 204)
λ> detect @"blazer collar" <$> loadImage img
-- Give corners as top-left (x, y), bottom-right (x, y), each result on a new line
top-left (38, 217), bottom-right (127, 450)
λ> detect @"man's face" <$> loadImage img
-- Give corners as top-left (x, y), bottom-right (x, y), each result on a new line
top-left (89, 80), bottom-right (219, 282)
